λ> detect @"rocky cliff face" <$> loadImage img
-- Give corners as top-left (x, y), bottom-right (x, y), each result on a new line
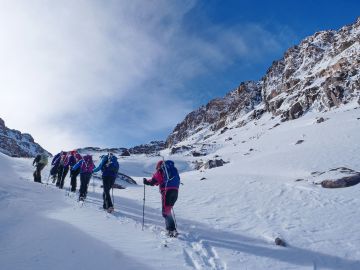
top-left (263, 17), bottom-right (360, 120)
top-left (128, 141), bottom-right (165, 155)
top-left (166, 17), bottom-right (360, 147)
top-left (0, 118), bottom-right (51, 158)
top-left (78, 141), bottom-right (165, 156)
top-left (166, 81), bottom-right (262, 146)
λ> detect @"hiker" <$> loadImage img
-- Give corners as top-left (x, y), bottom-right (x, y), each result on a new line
top-left (93, 153), bottom-right (119, 213)
top-left (143, 160), bottom-right (180, 236)
top-left (66, 150), bottom-right (82, 192)
top-left (72, 154), bottom-right (95, 201)
top-left (32, 153), bottom-right (48, 183)
top-left (50, 151), bottom-right (62, 183)
top-left (56, 151), bottom-right (68, 189)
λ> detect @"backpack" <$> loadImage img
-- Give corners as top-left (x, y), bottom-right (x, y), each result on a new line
top-left (161, 160), bottom-right (180, 188)
top-left (101, 154), bottom-right (119, 176)
top-left (81, 155), bottom-right (95, 174)
top-left (39, 154), bottom-right (48, 165)
top-left (59, 154), bottom-right (67, 166)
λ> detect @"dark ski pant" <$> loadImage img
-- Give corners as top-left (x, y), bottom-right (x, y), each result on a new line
top-left (102, 175), bottom-right (115, 209)
top-left (50, 164), bottom-right (58, 183)
top-left (33, 163), bottom-right (46, 183)
top-left (79, 173), bottom-right (91, 199)
top-left (56, 165), bottom-right (69, 189)
top-left (70, 167), bottom-right (80, 192)
top-left (161, 189), bottom-right (178, 231)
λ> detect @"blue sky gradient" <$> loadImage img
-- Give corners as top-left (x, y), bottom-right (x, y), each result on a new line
top-left (0, 1), bottom-right (359, 152)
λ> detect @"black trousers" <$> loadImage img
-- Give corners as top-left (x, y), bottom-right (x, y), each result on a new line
top-left (33, 163), bottom-right (46, 183)
top-left (56, 165), bottom-right (69, 189)
top-left (102, 175), bottom-right (115, 209)
top-left (79, 173), bottom-right (91, 199)
top-left (70, 168), bottom-right (80, 192)
top-left (50, 165), bottom-right (58, 182)
top-left (161, 189), bottom-right (178, 231)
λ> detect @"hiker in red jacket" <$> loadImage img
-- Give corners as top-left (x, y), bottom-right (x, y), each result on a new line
top-left (143, 160), bottom-right (180, 237)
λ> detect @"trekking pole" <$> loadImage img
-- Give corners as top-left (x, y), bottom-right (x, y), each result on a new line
top-left (111, 187), bottom-right (114, 209)
top-left (142, 184), bottom-right (145, 231)
top-left (172, 208), bottom-right (178, 229)
top-left (45, 169), bottom-right (51, 186)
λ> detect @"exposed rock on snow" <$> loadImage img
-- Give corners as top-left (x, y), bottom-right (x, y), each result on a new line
top-left (79, 141), bottom-right (165, 156)
top-left (128, 141), bottom-right (165, 155)
top-left (310, 167), bottom-right (360, 187)
top-left (316, 117), bottom-right (326, 123)
top-left (171, 145), bottom-right (192, 155)
top-left (120, 149), bottom-right (131, 156)
top-left (191, 151), bottom-right (206, 157)
top-left (0, 118), bottom-right (50, 158)
top-left (275, 237), bottom-right (286, 247)
top-left (321, 173), bottom-right (360, 188)
top-left (295, 140), bottom-right (305, 145)
top-left (204, 159), bottom-right (226, 169)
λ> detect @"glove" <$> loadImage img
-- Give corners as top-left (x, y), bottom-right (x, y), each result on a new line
top-left (143, 178), bottom-right (148, 185)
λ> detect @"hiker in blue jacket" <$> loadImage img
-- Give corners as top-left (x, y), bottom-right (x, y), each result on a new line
top-left (93, 153), bottom-right (119, 213)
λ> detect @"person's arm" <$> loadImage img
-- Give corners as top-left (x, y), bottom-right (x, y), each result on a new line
top-left (93, 156), bottom-right (106, 173)
top-left (33, 155), bottom-right (40, 165)
top-left (143, 170), bottom-right (162, 186)
top-left (72, 160), bottom-right (83, 171)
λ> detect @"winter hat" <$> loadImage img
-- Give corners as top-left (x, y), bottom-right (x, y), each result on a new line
top-left (156, 160), bottom-right (163, 170)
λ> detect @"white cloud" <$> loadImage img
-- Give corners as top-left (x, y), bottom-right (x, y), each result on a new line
top-left (0, 1), bottom-right (293, 153)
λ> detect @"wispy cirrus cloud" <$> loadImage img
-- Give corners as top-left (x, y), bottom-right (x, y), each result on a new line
top-left (0, 0), bottom-right (294, 152)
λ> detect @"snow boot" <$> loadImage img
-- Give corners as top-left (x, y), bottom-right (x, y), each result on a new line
top-left (167, 230), bottom-right (178, 238)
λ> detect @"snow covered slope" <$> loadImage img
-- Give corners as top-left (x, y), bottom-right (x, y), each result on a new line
top-left (1, 100), bottom-right (360, 269)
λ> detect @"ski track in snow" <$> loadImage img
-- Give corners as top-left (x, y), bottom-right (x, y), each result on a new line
top-left (37, 179), bottom-right (227, 270)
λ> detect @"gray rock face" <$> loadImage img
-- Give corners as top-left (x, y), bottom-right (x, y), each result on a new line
top-left (166, 17), bottom-right (360, 147)
top-left (0, 118), bottom-right (51, 158)
top-left (166, 81), bottom-right (262, 146)
top-left (129, 141), bottom-right (165, 155)
top-left (262, 17), bottom-right (360, 121)
top-left (78, 141), bottom-right (165, 156)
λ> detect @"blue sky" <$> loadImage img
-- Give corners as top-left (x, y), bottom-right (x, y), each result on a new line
top-left (0, 0), bottom-right (359, 153)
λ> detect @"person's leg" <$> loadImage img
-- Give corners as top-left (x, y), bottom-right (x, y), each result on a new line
top-left (84, 174), bottom-right (91, 198)
top-left (102, 177), bottom-right (108, 209)
top-left (71, 168), bottom-right (79, 192)
top-left (38, 163), bottom-right (45, 183)
top-left (79, 174), bottom-right (86, 200)
top-left (162, 190), bottom-right (178, 232)
top-left (60, 166), bottom-right (69, 189)
top-left (56, 165), bottom-right (63, 187)
top-left (103, 176), bottom-right (113, 209)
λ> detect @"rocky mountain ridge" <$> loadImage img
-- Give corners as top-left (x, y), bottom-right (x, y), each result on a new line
top-left (166, 17), bottom-right (360, 147)
top-left (77, 141), bottom-right (165, 156)
top-left (0, 118), bottom-right (51, 158)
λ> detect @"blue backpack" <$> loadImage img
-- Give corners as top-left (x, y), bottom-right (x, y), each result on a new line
top-left (161, 160), bottom-right (180, 188)
top-left (101, 154), bottom-right (119, 177)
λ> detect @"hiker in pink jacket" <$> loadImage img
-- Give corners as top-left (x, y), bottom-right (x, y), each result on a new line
top-left (143, 160), bottom-right (180, 236)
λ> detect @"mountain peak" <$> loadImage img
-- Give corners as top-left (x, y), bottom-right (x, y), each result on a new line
top-left (166, 17), bottom-right (360, 147)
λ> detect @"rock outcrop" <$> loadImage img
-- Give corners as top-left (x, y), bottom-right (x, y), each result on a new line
top-left (0, 118), bottom-right (51, 158)
top-left (78, 141), bottom-right (165, 156)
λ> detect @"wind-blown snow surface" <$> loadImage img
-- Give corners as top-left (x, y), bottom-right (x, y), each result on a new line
top-left (1, 102), bottom-right (360, 269)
